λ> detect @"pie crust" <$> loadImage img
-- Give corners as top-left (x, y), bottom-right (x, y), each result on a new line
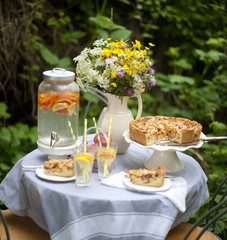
top-left (129, 116), bottom-right (202, 145)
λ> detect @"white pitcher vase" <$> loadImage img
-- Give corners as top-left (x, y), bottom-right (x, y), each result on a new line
top-left (97, 93), bottom-right (143, 154)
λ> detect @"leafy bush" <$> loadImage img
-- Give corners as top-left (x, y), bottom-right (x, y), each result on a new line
top-left (0, 103), bottom-right (37, 179)
top-left (0, 0), bottom-right (226, 237)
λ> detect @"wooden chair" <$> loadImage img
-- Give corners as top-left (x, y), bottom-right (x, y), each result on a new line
top-left (0, 209), bottom-right (50, 240)
top-left (166, 176), bottom-right (227, 240)
top-left (0, 210), bottom-right (10, 240)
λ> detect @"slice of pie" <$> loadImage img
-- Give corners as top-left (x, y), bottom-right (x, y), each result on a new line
top-left (128, 166), bottom-right (166, 187)
top-left (43, 159), bottom-right (75, 177)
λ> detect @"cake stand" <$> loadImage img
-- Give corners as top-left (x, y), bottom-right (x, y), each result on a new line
top-left (123, 130), bottom-right (205, 173)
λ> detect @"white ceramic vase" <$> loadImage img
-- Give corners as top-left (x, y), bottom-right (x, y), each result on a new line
top-left (97, 93), bottom-right (142, 154)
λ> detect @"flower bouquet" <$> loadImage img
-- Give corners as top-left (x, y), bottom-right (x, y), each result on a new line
top-left (73, 38), bottom-right (156, 98)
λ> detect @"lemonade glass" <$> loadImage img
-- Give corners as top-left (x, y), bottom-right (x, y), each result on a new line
top-left (74, 152), bottom-right (94, 187)
top-left (96, 142), bottom-right (118, 179)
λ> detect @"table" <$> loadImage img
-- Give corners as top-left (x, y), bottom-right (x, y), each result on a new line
top-left (0, 143), bottom-right (209, 240)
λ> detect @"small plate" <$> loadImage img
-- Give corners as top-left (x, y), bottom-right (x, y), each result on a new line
top-left (36, 168), bottom-right (76, 182)
top-left (123, 177), bottom-right (172, 193)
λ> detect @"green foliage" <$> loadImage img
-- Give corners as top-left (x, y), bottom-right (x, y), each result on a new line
top-left (0, 104), bottom-right (37, 179)
top-left (0, 0), bottom-right (227, 237)
top-left (78, 91), bottom-right (106, 135)
top-left (35, 42), bottom-right (72, 69)
top-left (89, 15), bottom-right (132, 40)
top-left (0, 103), bottom-right (10, 121)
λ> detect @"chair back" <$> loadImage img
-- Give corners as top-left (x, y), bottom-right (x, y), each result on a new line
top-left (183, 176), bottom-right (227, 240)
top-left (0, 210), bottom-right (11, 240)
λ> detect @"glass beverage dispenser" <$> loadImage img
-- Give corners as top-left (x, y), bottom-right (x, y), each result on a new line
top-left (37, 68), bottom-right (79, 158)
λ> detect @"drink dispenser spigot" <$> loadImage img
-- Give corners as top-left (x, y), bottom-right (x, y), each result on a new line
top-left (37, 68), bottom-right (79, 158)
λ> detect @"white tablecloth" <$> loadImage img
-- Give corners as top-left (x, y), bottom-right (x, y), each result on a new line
top-left (0, 144), bottom-right (209, 240)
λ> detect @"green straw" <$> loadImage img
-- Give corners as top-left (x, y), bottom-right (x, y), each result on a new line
top-left (93, 117), bottom-right (102, 148)
top-left (83, 118), bottom-right (87, 153)
top-left (107, 115), bottom-right (112, 149)
top-left (68, 121), bottom-right (78, 152)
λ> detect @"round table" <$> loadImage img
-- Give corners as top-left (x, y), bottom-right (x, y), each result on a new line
top-left (0, 144), bottom-right (209, 240)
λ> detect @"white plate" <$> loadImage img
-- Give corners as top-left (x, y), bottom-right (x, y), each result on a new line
top-left (36, 168), bottom-right (76, 182)
top-left (123, 177), bottom-right (172, 193)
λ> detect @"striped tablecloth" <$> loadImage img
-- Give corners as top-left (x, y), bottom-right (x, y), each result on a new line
top-left (0, 143), bottom-right (209, 240)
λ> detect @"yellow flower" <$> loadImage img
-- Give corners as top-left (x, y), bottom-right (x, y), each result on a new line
top-left (111, 70), bottom-right (116, 78)
top-left (101, 49), bottom-right (112, 58)
top-left (140, 49), bottom-right (147, 57)
top-left (123, 64), bottom-right (129, 72)
top-left (132, 40), bottom-right (142, 50)
top-left (74, 38), bottom-right (156, 98)
top-left (149, 42), bottom-right (155, 47)
top-left (110, 39), bottom-right (126, 49)
top-left (111, 82), bottom-right (117, 88)
top-left (113, 48), bottom-right (123, 56)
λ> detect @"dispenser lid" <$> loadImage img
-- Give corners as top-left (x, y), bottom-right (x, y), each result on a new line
top-left (43, 68), bottom-right (75, 81)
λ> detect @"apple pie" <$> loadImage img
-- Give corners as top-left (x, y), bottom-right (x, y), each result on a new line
top-left (128, 166), bottom-right (166, 187)
top-left (43, 159), bottom-right (75, 177)
top-left (129, 116), bottom-right (202, 145)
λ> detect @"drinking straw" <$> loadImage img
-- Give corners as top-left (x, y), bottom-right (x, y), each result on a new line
top-left (107, 115), bottom-right (112, 149)
top-left (68, 121), bottom-right (79, 152)
top-left (92, 117), bottom-right (102, 148)
top-left (83, 118), bottom-right (87, 153)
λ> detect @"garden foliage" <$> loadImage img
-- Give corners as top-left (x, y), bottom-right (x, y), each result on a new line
top-left (0, 0), bottom-right (226, 237)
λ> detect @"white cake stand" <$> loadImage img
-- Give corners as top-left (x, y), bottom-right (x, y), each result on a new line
top-left (123, 130), bottom-right (205, 173)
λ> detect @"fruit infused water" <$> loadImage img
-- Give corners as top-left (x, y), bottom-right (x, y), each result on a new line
top-left (38, 68), bottom-right (79, 148)
top-left (96, 142), bottom-right (118, 179)
top-left (38, 91), bottom-right (79, 146)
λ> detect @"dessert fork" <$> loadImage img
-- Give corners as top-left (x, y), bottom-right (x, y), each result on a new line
top-left (22, 164), bottom-right (43, 169)
top-left (157, 136), bottom-right (227, 146)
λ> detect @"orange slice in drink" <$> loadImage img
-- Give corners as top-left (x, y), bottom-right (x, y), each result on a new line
top-left (38, 92), bottom-right (79, 113)
top-left (55, 97), bottom-right (72, 105)
top-left (52, 102), bottom-right (68, 114)
top-left (38, 93), bottom-right (58, 112)
top-left (68, 103), bottom-right (77, 116)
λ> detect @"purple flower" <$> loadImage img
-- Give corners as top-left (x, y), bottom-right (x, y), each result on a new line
top-left (141, 84), bottom-right (146, 90)
top-left (116, 70), bottom-right (125, 78)
top-left (149, 78), bottom-right (156, 87)
top-left (124, 88), bottom-right (134, 96)
top-left (148, 68), bottom-right (155, 74)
